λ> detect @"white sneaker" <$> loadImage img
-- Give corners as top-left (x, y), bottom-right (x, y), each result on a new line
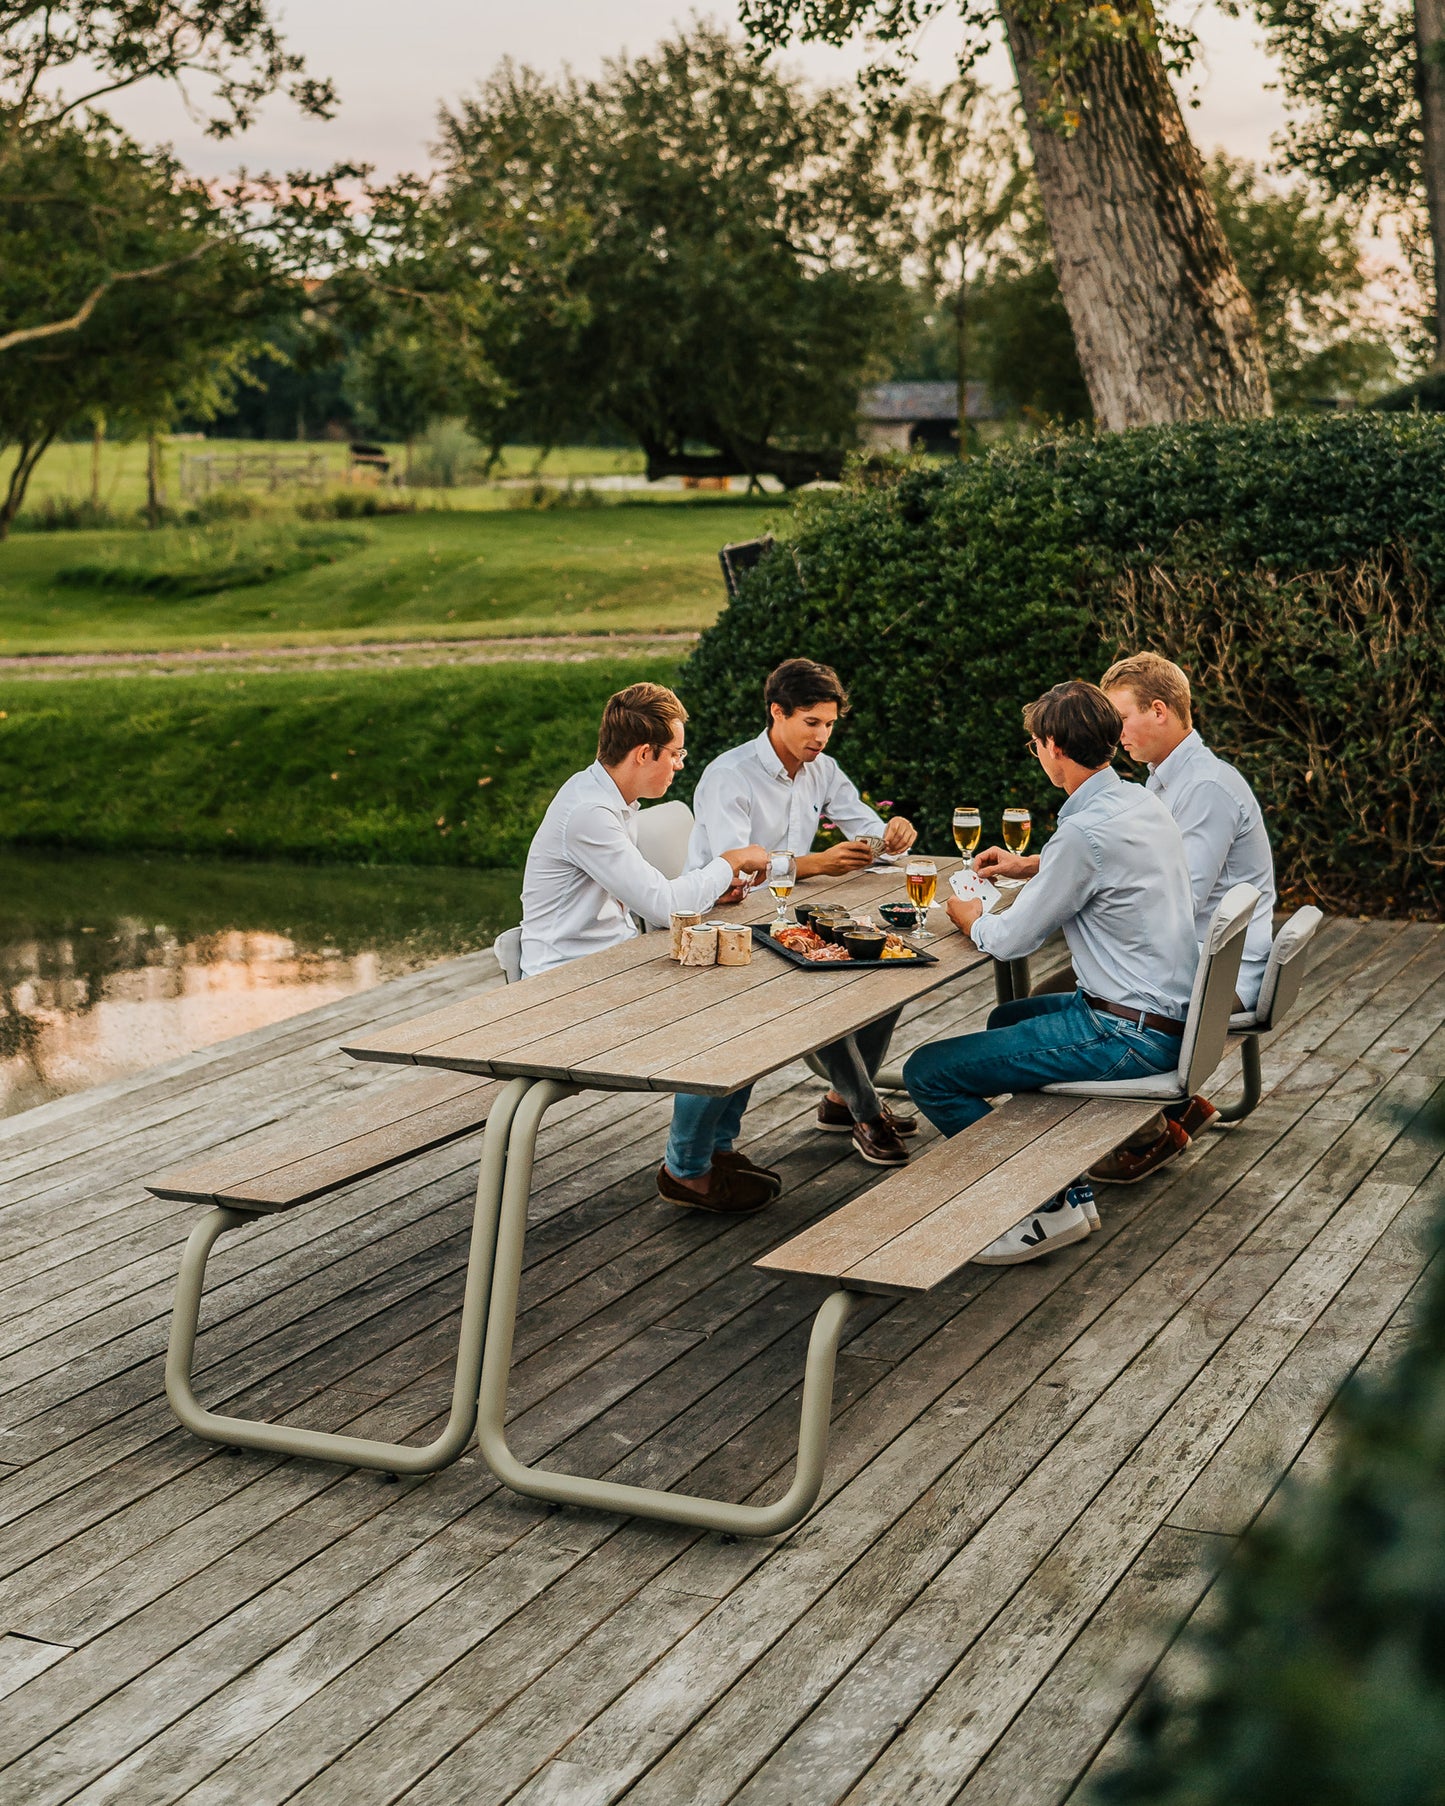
top-left (972, 1193), bottom-right (1093, 1266)
top-left (1069, 1177), bottom-right (1102, 1231)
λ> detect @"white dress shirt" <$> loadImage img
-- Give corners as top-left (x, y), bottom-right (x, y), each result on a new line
top-left (971, 769), bottom-right (1199, 1019)
top-left (686, 728), bottom-right (885, 870)
top-left (521, 763), bottom-right (734, 978)
top-left (1147, 730), bottom-right (1276, 1010)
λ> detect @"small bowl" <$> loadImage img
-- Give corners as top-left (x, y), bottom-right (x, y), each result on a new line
top-left (812, 911), bottom-right (855, 945)
top-left (792, 902), bottom-right (822, 929)
top-left (841, 928), bottom-right (885, 962)
top-left (880, 903), bottom-right (921, 933)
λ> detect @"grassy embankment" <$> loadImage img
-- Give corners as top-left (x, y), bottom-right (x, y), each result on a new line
top-left (0, 657), bottom-right (686, 868)
top-left (0, 498), bottom-right (777, 653)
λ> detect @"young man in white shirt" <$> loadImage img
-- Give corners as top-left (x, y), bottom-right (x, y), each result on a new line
top-left (687, 658), bottom-right (921, 1168)
top-left (521, 682), bottom-right (775, 1213)
top-left (905, 681), bottom-right (1200, 1264)
top-left (1084, 651), bottom-right (1278, 1183)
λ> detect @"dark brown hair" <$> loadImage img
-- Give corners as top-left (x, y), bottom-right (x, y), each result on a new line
top-left (597, 682), bottom-right (687, 767)
top-left (764, 658), bottom-right (850, 719)
top-left (1023, 680), bottom-right (1122, 769)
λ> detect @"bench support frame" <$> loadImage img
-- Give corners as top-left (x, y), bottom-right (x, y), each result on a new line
top-left (166, 1074), bottom-right (858, 1536)
top-left (1215, 1032), bottom-right (1263, 1124)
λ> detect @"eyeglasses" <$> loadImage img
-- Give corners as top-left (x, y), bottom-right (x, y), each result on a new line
top-left (659, 747), bottom-right (687, 768)
top-left (1023, 735), bottom-right (1041, 757)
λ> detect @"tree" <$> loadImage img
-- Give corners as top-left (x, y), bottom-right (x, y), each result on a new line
top-left (0, 116), bottom-right (291, 532)
top-left (435, 25), bottom-right (914, 486)
top-left (1205, 152), bottom-right (1399, 405)
top-left (1236, 0), bottom-right (1445, 365)
top-left (740, 0), bottom-right (1272, 430)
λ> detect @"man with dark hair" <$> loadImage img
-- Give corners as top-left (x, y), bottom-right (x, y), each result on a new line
top-left (687, 657), bottom-right (920, 1167)
top-left (903, 681), bottom-right (1200, 1264)
top-left (522, 682), bottom-right (777, 1213)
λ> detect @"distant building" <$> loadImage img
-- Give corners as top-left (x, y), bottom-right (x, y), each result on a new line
top-left (859, 381), bottom-right (999, 453)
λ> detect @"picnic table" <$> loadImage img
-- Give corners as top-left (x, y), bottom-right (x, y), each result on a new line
top-left (336, 856), bottom-right (988, 1533)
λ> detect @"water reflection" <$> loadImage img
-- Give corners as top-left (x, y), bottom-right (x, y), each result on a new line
top-left (2, 851), bottom-right (521, 1116)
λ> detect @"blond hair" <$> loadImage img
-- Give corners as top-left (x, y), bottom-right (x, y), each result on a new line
top-left (1099, 652), bottom-right (1192, 728)
top-left (597, 682), bottom-right (687, 767)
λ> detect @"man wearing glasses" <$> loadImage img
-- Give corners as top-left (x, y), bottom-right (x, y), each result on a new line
top-left (686, 657), bottom-right (921, 1169)
top-left (521, 682), bottom-right (776, 1214)
top-left (903, 681), bottom-right (1200, 1264)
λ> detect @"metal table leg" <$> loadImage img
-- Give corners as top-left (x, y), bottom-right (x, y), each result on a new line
top-left (474, 1077), bottom-right (858, 1536)
top-left (165, 1075), bottom-right (534, 1473)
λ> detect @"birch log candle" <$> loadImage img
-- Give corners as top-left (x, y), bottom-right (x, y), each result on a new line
top-left (678, 925), bottom-right (718, 967)
top-left (715, 926), bottom-right (752, 966)
top-left (669, 912), bottom-right (703, 959)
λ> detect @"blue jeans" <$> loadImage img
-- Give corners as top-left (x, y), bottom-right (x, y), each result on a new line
top-left (665, 1085), bottom-right (755, 1180)
top-left (903, 992), bottom-right (1180, 1139)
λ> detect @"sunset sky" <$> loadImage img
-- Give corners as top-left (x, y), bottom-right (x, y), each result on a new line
top-left (101, 2), bottom-right (1291, 183)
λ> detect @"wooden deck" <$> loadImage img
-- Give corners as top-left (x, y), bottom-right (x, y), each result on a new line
top-left (0, 916), bottom-right (1440, 1804)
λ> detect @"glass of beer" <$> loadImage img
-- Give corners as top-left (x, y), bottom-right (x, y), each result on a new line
top-left (952, 806), bottom-right (982, 863)
top-left (767, 853), bottom-right (797, 922)
top-left (905, 859), bottom-right (938, 938)
top-left (1002, 808), bottom-right (1032, 854)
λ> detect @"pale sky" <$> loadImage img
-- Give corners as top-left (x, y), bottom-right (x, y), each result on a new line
top-left (99, 2), bottom-right (1290, 183)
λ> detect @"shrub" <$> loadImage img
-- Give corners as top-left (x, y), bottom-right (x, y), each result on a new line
top-left (680, 414), bottom-right (1445, 916)
top-left (14, 495), bottom-right (126, 532)
top-left (506, 480), bottom-right (607, 511)
top-left (408, 418), bottom-right (484, 488)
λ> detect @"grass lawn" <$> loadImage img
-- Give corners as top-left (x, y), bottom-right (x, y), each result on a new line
top-left (9, 437), bottom-right (649, 517)
top-left (0, 499), bottom-right (781, 652)
top-left (0, 656), bottom-right (684, 868)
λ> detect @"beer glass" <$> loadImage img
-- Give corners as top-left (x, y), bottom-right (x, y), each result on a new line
top-left (952, 807), bottom-right (981, 863)
top-left (1002, 808), bottom-right (1032, 854)
top-left (767, 853), bottom-right (797, 922)
top-left (905, 859), bottom-right (938, 938)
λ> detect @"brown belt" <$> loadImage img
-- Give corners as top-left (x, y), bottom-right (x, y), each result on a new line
top-left (1082, 992), bottom-right (1186, 1038)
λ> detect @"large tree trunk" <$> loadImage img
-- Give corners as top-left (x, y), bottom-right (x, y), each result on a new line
top-left (1000, 6), bottom-right (1272, 429)
top-left (1413, 0), bottom-right (1445, 364)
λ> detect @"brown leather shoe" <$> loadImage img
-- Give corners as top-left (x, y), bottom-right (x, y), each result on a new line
top-left (1169, 1094), bottom-right (1219, 1139)
top-left (852, 1115), bottom-right (909, 1167)
top-left (656, 1162), bottom-right (772, 1213)
top-left (1087, 1119), bottom-right (1188, 1186)
top-left (714, 1149), bottom-right (783, 1197)
top-left (817, 1095), bottom-right (918, 1136)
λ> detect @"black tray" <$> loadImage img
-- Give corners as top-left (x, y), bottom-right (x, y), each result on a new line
top-left (756, 926), bottom-right (939, 970)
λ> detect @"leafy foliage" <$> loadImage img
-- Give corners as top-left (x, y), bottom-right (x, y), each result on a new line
top-left (433, 23), bottom-right (913, 486)
top-left (1097, 1099), bottom-right (1445, 1806)
top-left (681, 413), bottom-right (1445, 915)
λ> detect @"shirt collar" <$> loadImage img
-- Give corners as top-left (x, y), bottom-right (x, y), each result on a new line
top-left (590, 760), bottom-right (637, 815)
top-left (752, 727), bottom-right (794, 785)
top-left (1149, 729), bottom-right (1203, 790)
top-left (1057, 765), bottom-right (1120, 823)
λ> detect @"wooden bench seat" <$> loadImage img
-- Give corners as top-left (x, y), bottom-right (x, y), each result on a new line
top-left (757, 1093), bottom-right (1165, 1295)
top-left (146, 1068), bottom-right (502, 1212)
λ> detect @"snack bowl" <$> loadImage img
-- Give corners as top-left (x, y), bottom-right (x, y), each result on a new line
top-left (840, 927), bottom-right (885, 962)
top-left (812, 910), bottom-right (856, 945)
top-left (879, 903), bottom-right (922, 933)
top-left (792, 902), bottom-right (822, 929)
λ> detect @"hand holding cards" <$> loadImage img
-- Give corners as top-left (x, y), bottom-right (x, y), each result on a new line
top-left (950, 867), bottom-right (1002, 913)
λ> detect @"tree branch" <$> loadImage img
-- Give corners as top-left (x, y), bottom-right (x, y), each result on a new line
top-left (0, 239), bottom-right (213, 353)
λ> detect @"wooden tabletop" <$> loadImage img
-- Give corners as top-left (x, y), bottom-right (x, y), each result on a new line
top-left (343, 856), bottom-right (987, 1097)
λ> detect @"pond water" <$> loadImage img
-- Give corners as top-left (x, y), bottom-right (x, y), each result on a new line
top-left (1, 849), bottom-right (520, 1117)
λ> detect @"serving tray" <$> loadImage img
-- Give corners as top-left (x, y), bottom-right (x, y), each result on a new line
top-left (756, 928), bottom-right (939, 971)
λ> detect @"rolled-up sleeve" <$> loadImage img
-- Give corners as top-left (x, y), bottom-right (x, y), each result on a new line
top-left (970, 824), bottom-right (1099, 961)
top-left (564, 804), bottom-right (732, 931)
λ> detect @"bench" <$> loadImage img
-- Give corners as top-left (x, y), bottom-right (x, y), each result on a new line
top-left (760, 883), bottom-right (1264, 1295)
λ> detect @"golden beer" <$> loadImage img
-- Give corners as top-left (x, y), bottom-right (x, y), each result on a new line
top-left (767, 877), bottom-right (795, 901)
top-left (1002, 808), bottom-right (1031, 854)
top-left (906, 868), bottom-right (937, 908)
top-left (952, 807), bottom-right (981, 856)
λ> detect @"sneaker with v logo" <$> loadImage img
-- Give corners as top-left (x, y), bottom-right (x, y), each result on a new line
top-left (972, 1186), bottom-right (1094, 1267)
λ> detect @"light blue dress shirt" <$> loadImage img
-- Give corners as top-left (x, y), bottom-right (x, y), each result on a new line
top-left (1146, 730), bottom-right (1277, 1010)
top-left (970, 768), bottom-right (1200, 1018)
top-left (686, 728), bottom-right (884, 870)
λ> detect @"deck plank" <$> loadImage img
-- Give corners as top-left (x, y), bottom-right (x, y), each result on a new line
top-left (0, 917), bottom-right (1438, 1806)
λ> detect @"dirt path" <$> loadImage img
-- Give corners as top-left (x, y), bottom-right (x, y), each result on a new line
top-left (0, 630), bottom-right (700, 679)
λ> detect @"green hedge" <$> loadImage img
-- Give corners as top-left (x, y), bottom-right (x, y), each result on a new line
top-left (681, 415), bottom-right (1445, 916)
